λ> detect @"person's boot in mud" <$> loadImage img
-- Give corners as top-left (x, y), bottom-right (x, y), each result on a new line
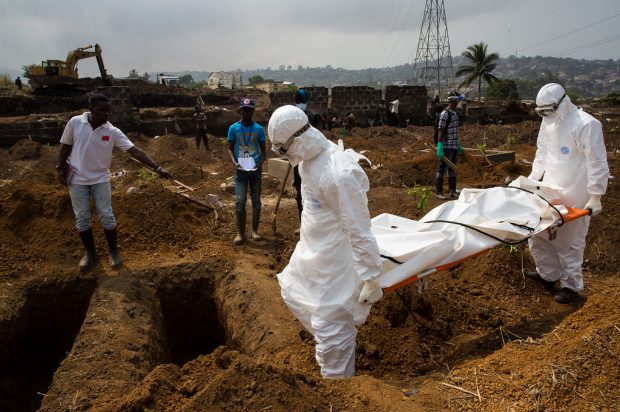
top-left (448, 176), bottom-right (459, 199)
top-left (435, 175), bottom-right (448, 200)
top-left (78, 228), bottom-right (98, 271)
top-left (104, 227), bottom-right (123, 268)
top-left (251, 208), bottom-right (262, 241)
top-left (234, 211), bottom-right (246, 245)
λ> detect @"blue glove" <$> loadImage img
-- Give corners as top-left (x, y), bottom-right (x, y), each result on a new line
top-left (437, 142), bottom-right (444, 159)
top-left (458, 143), bottom-right (464, 155)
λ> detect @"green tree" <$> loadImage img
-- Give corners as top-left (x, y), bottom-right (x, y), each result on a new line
top-left (248, 75), bottom-right (264, 85)
top-left (128, 69), bottom-right (140, 79)
top-left (514, 70), bottom-right (562, 100)
top-left (486, 79), bottom-right (520, 101)
top-left (179, 74), bottom-right (194, 85)
top-left (22, 64), bottom-right (35, 78)
top-left (455, 42), bottom-right (500, 101)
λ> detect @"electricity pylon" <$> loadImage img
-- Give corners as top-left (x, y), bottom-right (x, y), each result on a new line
top-left (412, 0), bottom-right (454, 98)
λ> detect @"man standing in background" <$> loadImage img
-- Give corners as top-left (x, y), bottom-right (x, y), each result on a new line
top-left (227, 98), bottom-right (267, 244)
top-left (194, 105), bottom-right (210, 150)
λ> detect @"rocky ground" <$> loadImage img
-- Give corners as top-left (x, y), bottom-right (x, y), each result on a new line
top-left (0, 114), bottom-right (619, 411)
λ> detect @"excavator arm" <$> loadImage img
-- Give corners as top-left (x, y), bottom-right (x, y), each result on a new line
top-left (65, 44), bottom-right (111, 85)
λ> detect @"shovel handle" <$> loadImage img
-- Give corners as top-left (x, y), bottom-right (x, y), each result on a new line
top-left (273, 163), bottom-right (292, 214)
top-left (426, 142), bottom-right (457, 171)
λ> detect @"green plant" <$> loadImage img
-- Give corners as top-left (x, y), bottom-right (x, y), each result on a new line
top-left (506, 132), bottom-right (514, 146)
top-left (138, 169), bottom-right (157, 183)
top-left (407, 184), bottom-right (432, 210)
top-left (477, 142), bottom-right (487, 154)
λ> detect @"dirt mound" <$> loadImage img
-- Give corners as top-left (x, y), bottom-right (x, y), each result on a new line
top-left (103, 347), bottom-right (345, 412)
top-left (8, 138), bottom-right (42, 160)
top-left (418, 288), bottom-right (620, 411)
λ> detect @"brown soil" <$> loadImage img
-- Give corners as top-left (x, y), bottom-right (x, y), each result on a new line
top-left (0, 115), bottom-right (619, 411)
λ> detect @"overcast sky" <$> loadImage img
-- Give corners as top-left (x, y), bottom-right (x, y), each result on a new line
top-left (1, 0), bottom-right (618, 78)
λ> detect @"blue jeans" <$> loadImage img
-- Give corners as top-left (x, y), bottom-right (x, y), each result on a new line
top-left (68, 182), bottom-right (116, 232)
top-left (235, 168), bottom-right (262, 214)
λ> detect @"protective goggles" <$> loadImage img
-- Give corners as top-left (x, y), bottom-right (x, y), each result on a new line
top-left (272, 122), bottom-right (310, 155)
top-left (535, 94), bottom-right (566, 117)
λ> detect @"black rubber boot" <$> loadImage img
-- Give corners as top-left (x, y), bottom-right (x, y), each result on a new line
top-left (78, 228), bottom-right (98, 272)
top-left (234, 211), bottom-right (246, 245)
top-left (525, 270), bottom-right (556, 288)
top-left (104, 227), bottom-right (123, 269)
top-left (448, 177), bottom-right (459, 198)
top-left (251, 208), bottom-right (262, 241)
top-left (436, 176), bottom-right (448, 199)
top-left (554, 288), bottom-right (578, 304)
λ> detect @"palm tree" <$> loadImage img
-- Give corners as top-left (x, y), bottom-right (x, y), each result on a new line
top-left (455, 42), bottom-right (500, 102)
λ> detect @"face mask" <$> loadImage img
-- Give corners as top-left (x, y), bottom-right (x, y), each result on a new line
top-left (271, 122), bottom-right (310, 157)
top-left (295, 103), bottom-right (307, 111)
top-left (535, 94), bottom-right (566, 118)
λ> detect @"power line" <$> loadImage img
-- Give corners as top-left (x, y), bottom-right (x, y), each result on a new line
top-left (377, 0), bottom-right (401, 66)
top-left (379, 0), bottom-right (408, 68)
top-left (519, 12), bottom-right (620, 52)
top-left (382, 0), bottom-right (420, 68)
top-left (553, 33), bottom-right (620, 57)
top-left (506, 0), bottom-right (584, 35)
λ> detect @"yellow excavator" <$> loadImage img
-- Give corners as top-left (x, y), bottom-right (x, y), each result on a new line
top-left (28, 43), bottom-right (113, 94)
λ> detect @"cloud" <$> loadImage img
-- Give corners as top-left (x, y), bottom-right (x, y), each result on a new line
top-left (1, 0), bottom-right (617, 77)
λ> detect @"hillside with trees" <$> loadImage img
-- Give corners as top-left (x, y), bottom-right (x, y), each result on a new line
top-left (151, 55), bottom-right (619, 99)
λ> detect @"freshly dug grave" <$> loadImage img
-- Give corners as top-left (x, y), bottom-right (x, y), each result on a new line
top-left (0, 116), bottom-right (619, 411)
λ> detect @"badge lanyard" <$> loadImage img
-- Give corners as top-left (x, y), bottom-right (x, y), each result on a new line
top-left (240, 122), bottom-right (253, 158)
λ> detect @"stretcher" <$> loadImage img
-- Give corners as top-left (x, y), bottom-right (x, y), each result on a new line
top-left (372, 177), bottom-right (592, 292)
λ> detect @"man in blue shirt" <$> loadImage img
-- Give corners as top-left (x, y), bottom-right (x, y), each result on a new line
top-left (227, 98), bottom-right (267, 244)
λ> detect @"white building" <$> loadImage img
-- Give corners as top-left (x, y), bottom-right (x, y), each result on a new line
top-left (208, 72), bottom-right (242, 89)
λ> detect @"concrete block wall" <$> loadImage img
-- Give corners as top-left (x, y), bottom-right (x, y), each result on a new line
top-left (385, 85), bottom-right (428, 124)
top-left (268, 86), bottom-right (328, 115)
top-left (331, 86), bottom-right (383, 125)
top-left (95, 86), bottom-right (138, 130)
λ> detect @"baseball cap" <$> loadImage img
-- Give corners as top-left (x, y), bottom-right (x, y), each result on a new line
top-left (447, 91), bottom-right (464, 102)
top-left (240, 98), bottom-right (255, 109)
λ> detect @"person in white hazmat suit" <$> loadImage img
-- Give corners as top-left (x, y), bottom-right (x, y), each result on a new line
top-left (527, 83), bottom-right (609, 304)
top-left (267, 105), bottom-right (383, 378)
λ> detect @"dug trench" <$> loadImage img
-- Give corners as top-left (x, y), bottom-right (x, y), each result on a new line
top-left (0, 279), bottom-right (97, 412)
top-left (1, 253), bottom-right (585, 411)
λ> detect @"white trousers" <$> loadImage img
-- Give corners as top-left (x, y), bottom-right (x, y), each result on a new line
top-left (281, 289), bottom-right (357, 378)
top-left (529, 216), bottom-right (590, 292)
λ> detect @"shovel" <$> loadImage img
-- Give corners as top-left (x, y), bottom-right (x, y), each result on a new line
top-left (271, 163), bottom-right (292, 235)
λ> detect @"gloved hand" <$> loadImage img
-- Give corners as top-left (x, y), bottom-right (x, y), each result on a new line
top-left (584, 195), bottom-right (602, 216)
top-left (457, 143), bottom-right (464, 155)
top-left (436, 142), bottom-right (444, 159)
top-left (359, 280), bottom-right (383, 304)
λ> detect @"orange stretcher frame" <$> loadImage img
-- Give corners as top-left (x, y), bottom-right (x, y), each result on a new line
top-left (383, 207), bottom-right (591, 293)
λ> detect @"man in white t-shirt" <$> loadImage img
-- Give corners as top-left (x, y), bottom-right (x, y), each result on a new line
top-left (389, 99), bottom-right (399, 126)
top-left (56, 94), bottom-right (171, 271)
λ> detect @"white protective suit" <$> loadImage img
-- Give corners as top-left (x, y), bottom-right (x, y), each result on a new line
top-left (528, 83), bottom-right (608, 292)
top-left (268, 105), bottom-right (383, 378)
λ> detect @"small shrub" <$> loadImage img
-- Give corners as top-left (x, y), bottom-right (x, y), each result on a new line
top-left (407, 184), bottom-right (432, 210)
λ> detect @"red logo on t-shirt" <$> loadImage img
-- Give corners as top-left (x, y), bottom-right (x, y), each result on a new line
top-left (102, 135), bottom-right (110, 141)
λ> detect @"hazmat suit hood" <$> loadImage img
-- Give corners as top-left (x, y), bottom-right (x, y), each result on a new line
top-left (536, 83), bottom-right (575, 124)
top-left (268, 105), bottom-right (330, 167)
